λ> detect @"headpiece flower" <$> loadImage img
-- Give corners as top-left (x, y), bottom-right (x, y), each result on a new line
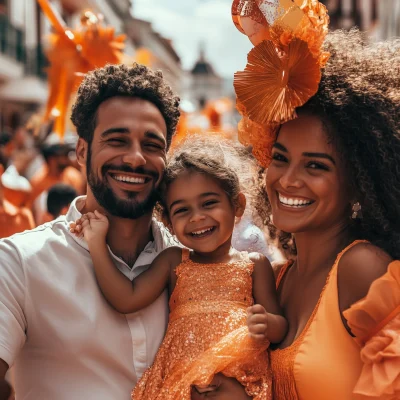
top-left (232, 0), bottom-right (330, 166)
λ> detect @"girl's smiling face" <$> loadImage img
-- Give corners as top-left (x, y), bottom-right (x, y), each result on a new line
top-left (166, 171), bottom-right (245, 254)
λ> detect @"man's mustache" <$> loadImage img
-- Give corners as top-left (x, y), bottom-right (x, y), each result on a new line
top-left (102, 164), bottom-right (159, 179)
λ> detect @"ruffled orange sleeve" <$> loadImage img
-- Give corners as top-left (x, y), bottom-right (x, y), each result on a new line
top-left (343, 261), bottom-right (400, 400)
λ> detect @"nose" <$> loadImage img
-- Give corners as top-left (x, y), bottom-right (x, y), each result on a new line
top-left (279, 166), bottom-right (303, 190)
top-left (121, 143), bottom-right (146, 168)
top-left (189, 210), bottom-right (206, 223)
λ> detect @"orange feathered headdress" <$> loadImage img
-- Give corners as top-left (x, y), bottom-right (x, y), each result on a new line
top-left (232, 0), bottom-right (330, 167)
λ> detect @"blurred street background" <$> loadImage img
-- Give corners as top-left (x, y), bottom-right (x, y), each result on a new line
top-left (0, 0), bottom-right (398, 236)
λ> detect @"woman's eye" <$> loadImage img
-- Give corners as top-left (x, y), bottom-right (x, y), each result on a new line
top-left (271, 152), bottom-right (287, 162)
top-left (307, 162), bottom-right (329, 171)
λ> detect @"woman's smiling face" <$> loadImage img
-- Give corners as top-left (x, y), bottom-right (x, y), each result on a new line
top-left (266, 113), bottom-right (351, 234)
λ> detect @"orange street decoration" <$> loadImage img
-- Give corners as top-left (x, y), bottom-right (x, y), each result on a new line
top-left (37, 0), bottom-right (126, 139)
top-left (170, 98), bottom-right (236, 152)
top-left (231, 0), bottom-right (330, 167)
top-left (135, 47), bottom-right (155, 66)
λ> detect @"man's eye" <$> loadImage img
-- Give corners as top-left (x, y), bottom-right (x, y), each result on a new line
top-left (146, 142), bottom-right (164, 150)
top-left (108, 138), bottom-right (125, 144)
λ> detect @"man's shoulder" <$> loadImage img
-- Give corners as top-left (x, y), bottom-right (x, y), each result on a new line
top-left (0, 216), bottom-right (70, 255)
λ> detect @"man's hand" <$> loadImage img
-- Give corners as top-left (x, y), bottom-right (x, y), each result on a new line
top-left (247, 304), bottom-right (268, 341)
top-left (70, 210), bottom-right (109, 247)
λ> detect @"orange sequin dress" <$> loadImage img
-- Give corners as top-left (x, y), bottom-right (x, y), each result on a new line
top-left (132, 249), bottom-right (272, 399)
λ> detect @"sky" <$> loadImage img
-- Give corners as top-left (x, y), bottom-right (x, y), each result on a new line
top-left (133, 0), bottom-right (253, 78)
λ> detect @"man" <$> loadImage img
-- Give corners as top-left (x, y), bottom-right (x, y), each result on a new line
top-left (0, 131), bottom-right (32, 208)
top-left (0, 151), bottom-right (34, 238)
top-left (28, 136), bottom-right (85, 224)
top-left (46, 183), bottom-right (77, 220)
top-left (0, 63), bottom-right (180, 399)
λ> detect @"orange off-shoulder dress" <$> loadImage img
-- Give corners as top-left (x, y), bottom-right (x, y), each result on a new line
top-left (132, 249), bottom-right (272, 399)
top-left (270, 240), bottom-right (400, 400)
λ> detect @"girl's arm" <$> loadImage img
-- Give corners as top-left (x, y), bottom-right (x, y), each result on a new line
top-left (248, 253), bottom-right (288, 344)
top-left (74, 211), bottom-right (181, 314)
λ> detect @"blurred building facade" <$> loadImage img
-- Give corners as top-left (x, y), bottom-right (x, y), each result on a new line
top-left (0, 0), bottom-right (184, 132)
top-left (321, 0), bottom-right (400, 40)
top-left (184, 46), bottom-right (224, 109)
top-left (125, 17), bottom-right (183, 92)
top-left (0, 0), bottom-right (48, 131)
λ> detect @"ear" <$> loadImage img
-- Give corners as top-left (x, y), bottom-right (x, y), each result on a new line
top-left (234, 192), bottom-right (246, 218)
top-left (76, 138), bottom-right (88, 168)
top-left (161, 212), bottom-right (174, 235)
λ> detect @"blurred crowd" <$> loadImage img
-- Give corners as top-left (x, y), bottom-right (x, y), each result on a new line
top-left (0, 116), bottom-right (85, 238)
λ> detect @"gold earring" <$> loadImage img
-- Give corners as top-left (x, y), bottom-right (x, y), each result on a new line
top-left (352, 202), bottom-right (362, 219)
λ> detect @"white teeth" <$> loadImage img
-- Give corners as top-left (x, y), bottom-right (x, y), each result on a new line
top-left (192, 227), bottom-right (213, 236)
top-left (114, 175), bottom-right (145, 184)
top-left (278, 193), bottom-right (313, 208)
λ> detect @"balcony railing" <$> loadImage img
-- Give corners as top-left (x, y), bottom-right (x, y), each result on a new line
top-left (0, 13), bottom-right (25, 63)
top-left (0, 14), bottom-right (48, 80)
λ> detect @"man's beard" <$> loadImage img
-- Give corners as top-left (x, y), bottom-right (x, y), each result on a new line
top-left (86, 146), bottom-right (160, 219)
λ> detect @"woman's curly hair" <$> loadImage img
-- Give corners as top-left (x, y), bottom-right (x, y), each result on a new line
top-left (70, 63), bottom-right (180, 149)
top-left (255, 29), bottom-right (400, 259)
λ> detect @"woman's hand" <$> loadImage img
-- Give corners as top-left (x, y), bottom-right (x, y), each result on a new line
top-left (247, 304), bottom-right (268, 340)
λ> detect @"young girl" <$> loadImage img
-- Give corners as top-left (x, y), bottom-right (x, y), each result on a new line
top-left (72, 137), bottom-right (287, 399)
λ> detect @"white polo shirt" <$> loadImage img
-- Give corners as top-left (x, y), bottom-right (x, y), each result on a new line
top-left (0, 196), bottom-right (176, 399)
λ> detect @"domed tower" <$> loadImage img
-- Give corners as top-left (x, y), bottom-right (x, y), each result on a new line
top-left (190, 44), bottom-right (223, 109)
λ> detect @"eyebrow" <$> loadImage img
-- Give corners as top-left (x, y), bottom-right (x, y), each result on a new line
top-left (100, 128), bottom-right (166, 147)
top-left (100, 127), bottom-right (130, 138)
top-left (169, 192), bottom-right (221, 211)
top-left (273, 142), bottom-right (336, 165)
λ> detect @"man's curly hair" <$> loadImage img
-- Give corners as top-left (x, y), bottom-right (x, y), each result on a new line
top-left (255, 29), bottom-right (400, 259)
top-left (70, 63), bottom-right (180, 148)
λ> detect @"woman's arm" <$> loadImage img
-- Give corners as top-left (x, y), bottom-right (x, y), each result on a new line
top-left (248, 253), bottom-right (288, 343)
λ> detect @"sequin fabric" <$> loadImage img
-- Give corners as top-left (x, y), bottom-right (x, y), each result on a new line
top-left (132, 252), bottom-right (272, 399)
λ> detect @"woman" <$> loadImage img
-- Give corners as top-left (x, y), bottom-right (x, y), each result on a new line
top-left (247, 30), bottom-right (400, 399)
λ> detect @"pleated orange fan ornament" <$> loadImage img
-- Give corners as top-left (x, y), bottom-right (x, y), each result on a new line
top-left (37, 0), bottom-right (126, 139)
top-left (231, 0), bottom-right (330, 167)
top-left (234, 38), bottom-right (321, 125)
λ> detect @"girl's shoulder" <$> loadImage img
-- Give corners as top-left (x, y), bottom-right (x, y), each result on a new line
top-left (158, 246), bottom-right (185, 267)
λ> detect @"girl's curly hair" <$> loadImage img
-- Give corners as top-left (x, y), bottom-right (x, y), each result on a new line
top-left (255, 29), bottom-right (400, 259)
top-left (156, 134), bottom-right (257, 222)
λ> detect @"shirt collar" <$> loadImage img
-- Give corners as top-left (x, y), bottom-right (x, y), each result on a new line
top-left (65, 196), bottom-right (174, 253)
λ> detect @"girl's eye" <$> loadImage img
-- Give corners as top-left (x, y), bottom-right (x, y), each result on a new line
top-left (204, 200), bottom-right (218, 207)
top-left (173, 207), bottom-right (188, 215)
top-left (271, 152), bottom-right (287, 162)
top-left (306, 161), bottom-right (330, 171)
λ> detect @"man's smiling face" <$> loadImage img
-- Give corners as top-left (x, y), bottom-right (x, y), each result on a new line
top-left (84, 96), bottom-right (168, 219)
